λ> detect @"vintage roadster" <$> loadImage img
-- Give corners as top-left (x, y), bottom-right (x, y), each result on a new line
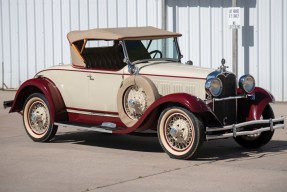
top-left (4, 26), bottom-right (284, 159)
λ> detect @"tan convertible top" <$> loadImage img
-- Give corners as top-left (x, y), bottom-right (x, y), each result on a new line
top-left (67, 26), bottom-right (181, 43)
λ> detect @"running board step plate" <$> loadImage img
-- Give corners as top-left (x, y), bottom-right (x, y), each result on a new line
top-left (54, 122), bottom-right (122, 133)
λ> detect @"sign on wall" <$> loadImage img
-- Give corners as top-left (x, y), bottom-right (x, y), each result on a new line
top-left (228, 7), bottom-right (241, 29)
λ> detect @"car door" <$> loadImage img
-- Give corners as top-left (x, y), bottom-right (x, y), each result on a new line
top-left (87, 69), bottom-right (124, 114)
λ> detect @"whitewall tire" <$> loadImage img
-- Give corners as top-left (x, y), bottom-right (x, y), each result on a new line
top-left (157, 107), bottom-right (204, 159)
top-left (23, 93), bottom-right (58, 142)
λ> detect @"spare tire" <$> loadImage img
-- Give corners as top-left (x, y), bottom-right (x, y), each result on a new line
top-left (117, 76), bottom-right (160, 127)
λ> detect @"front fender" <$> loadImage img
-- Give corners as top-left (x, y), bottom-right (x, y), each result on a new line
top-left (114, 93), bottom-right (221, 134)
top-left (10, 77), bottom-right (67, 122)
top-left (238, 87), bottom-right (274, 121)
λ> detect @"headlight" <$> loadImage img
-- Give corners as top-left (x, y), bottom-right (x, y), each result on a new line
top-left (239, 75), bottom-right (255, 93)
top-left (205, 78), bottom-right (223, 97)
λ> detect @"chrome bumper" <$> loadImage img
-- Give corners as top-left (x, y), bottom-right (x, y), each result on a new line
top-left (206, 117), bottom-right (285, 140)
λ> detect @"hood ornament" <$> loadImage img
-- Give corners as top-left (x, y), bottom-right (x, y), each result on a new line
top-left (219, 58), bottom-right (228, 72)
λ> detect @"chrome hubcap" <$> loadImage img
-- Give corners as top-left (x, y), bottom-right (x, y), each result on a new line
top-left (124, 85), bottom-right (147, 120)
top-left (28, 101), bottom-right (49, 135)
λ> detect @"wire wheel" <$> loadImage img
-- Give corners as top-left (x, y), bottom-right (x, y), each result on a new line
top-left (164, 112), bottom-right (195, 152)
top-left (158, 107), bottom-right (204, 159)
top-left (23, 93), bottom-right (58, 142)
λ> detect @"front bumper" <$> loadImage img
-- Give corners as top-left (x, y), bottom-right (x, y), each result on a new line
top-left (206, 117), bottom-right (285, 140)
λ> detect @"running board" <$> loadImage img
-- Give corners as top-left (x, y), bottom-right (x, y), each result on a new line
top-left (54, 122), bottom-right (119, 133)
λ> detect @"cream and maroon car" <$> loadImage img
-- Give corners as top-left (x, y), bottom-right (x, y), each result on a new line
top-left (4, 27), bottom-right (285, 159)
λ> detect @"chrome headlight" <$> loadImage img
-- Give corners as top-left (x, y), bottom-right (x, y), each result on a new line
top-left (239, 75), bottom-right (255, 93)
top-left (205, 78), bottom-right (223, 97)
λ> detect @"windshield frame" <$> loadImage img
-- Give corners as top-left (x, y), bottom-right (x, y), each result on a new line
top-left (121, 37), bottom-right (182, 65)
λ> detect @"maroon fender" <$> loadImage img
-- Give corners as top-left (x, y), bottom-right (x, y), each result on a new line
top-left (113, 93), bottom-right (220, 134)
top-left (237, 87), bottom-right (274, 121)
top-left (10, 77), bottom-right (67, 123)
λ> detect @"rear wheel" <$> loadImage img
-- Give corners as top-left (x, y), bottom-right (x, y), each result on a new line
top-left (234, 104), bottom-right (274, 148)
top-left (23, 93), bottom-right (58, 142)
top-left (157, 107), bottom-right (204, 159)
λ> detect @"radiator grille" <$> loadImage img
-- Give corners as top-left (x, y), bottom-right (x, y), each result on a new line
top-left (214, 72), bottom-right (237, 125)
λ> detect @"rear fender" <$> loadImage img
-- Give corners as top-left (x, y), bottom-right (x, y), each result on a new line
top-left (238, 87), bottom-right (274, 121)
top-left (114, 93), bottom-right (221, 134)
top-left (10, 77), bottom-right (67, 122)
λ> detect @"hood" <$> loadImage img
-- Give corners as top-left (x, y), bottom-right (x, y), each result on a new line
top-left (129, 61), bottom-right (214, 79)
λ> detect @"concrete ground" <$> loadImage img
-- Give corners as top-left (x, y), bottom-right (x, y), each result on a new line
top-left (0, 90), bottom-right (286, 192)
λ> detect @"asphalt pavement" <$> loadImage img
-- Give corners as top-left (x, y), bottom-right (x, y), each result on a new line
top-left (0, 90), bottom-right (286, 192)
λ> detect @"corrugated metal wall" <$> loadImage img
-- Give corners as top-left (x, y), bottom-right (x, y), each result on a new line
top-left (166, 0), bottom-right (287, 101)
top-left (0, 0), bottom-right (286, 101)
top-left (0, 0), bottom-right (162, 89)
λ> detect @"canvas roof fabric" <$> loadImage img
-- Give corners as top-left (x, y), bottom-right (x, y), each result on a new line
top-left (67, 26), bottom-right (182, 43)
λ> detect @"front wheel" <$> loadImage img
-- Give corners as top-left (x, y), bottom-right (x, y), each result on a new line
top-left (234, 104), bottom-right (275, 148)
top-left (157, 107), bottom-right (204, 160)
top-left (23, 93), bottom-right (58, 142)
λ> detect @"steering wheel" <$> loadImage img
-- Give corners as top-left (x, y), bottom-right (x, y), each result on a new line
top-left (149, 50), bottom-right (163, 59)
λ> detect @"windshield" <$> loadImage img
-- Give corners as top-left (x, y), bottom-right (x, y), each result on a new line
top-left (124, 38), bottom-right (180, 64)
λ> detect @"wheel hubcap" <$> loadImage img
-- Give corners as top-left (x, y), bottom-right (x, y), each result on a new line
top-left (28, 101), bottom-right (49, 135)
top-left (124, 85), bottom-right (147, 120)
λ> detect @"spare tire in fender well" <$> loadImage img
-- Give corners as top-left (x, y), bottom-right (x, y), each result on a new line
top-left (10, 77), bottom-right (68, 122)
top-left (117, 75), bottom-right (160, 127)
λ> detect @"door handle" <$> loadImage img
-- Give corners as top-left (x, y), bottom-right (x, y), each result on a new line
top-left (87, 74), bottom-right (94, 80)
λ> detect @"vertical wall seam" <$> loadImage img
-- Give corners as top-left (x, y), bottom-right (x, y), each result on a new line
top-left (256, 0), bottom-right (259, 87)
top-left (198, 2), bottom-right (201, 67)
top-left (0, 0), bottom-right (3, 87)
top-left (116, 0), bottom-right (118, 27)
top-left (221, 0), bottom-right (224, 58)
top-left (51, 0), bottom-right (55, 66)
top-left (187, 1), bottom-right (190, 60)
top-left (69, 0), bottom-right (71, 31)
top-left (269, 0), bottom-right (271, 92)
top-left (43, 0), bottom-right (46, 69)
top-left (209, 2), bottom-right (212, 68)
top-left (156, 0), bottom-right (158, 28)
top-left (78, 0), bottom-right (80, 29)
top-left (281, 0), bottom-right (285, 101)
top-left (69, 0), bottom-right (71, 64)
top-left (25, 0), bottom-right (29, 76)
top-left (9, 0), bottom-right (12, 87)
top-left (60, 0), bottom-right (63, 63)
top-left (17, 0), bottom-right (20, 86)
top-left (87, 0), bottom-right (90, 29)
top-left (135, 0), bottom-right (138, 27)
top-left (106, 0), bottom-right (109, 27)
top-left (146, 0), bottom-right (148, 25)
top-left (96, 0), bottom-right (99, 28)
top-left (126, 0), bottom-right (128, 26)
top-left (33, 0), bottom-right (37, 73)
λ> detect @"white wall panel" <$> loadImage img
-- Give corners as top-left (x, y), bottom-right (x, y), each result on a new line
top-left (0, 0), bottom-right (3, 87)
top-left (167, 0), bottom-right (286, 101)
top-left (0, 0), bottom-right (286, 101)
top-left (284, 0), bottom-right (287, 101)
